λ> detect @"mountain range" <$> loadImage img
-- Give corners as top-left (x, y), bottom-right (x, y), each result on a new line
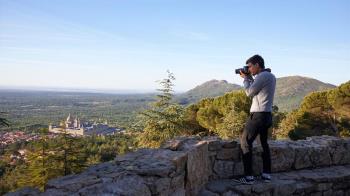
top-left (176, 76), bottom-right (336, 111)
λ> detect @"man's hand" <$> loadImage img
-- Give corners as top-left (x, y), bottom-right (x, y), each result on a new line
top-left (239, 70), bottom-right (247, 78)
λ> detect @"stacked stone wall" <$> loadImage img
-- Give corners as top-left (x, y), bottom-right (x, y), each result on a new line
top-left (7, 136), bottom-right (350, 196)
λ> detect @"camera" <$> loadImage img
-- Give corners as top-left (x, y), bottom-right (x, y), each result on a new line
top-left (235, 66), bottom-right (250, 75)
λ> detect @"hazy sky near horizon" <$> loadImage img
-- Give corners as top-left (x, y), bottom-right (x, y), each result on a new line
top-left (1, 0), bottom-right (349, 92)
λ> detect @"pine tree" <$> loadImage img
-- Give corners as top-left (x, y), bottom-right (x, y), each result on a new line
top-left (16, 128), bottom-right (61, 191)
top-left (277, 81), bottom-right (350, 140)
top-left (55, 127), bottom-right (87, 175)
top-left (271, 105), bottom-right (286, 139)
top-left (216, 90), bottom-right (251, 139)
top-left (0, 112), bottom-right (9, 127)
top-left (189, 90), bottom-right (251, 139)
top-left (137, 70), bottom-right (188, 148)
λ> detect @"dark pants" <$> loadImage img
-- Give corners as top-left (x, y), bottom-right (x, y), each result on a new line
top-left (240, 112), bottom-right (272, 176)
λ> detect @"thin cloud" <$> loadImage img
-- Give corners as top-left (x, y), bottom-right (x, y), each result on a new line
top-left (171, 31), bottom-right (210, 41)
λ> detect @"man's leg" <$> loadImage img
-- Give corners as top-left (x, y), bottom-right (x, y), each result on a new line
top-left (240, 114), bottom-right (259, 177)
top-left (260, 128), bottom-right (271, 174)
top-left (241, 134), bottom-right (253, 176)
top-left (259, 113), bottom-right (272, 181)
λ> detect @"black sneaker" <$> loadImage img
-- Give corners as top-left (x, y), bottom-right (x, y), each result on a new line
top-left (233, 176), bottom-right (255, 185)
top-left (259, 173), bottom-right (271, 182)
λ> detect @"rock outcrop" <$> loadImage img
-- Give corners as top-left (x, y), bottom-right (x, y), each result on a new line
top-left (6, 135), bottom-right (350, 196)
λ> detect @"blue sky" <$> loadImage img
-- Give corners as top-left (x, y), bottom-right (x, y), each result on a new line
top-left (0, 0), bottom-right (349, 92)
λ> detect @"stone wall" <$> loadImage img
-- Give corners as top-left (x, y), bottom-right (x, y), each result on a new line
top-left (205, 135), bottom-right (350, 179)
top-left (201, 165), bottom-right (350, 196)
top-left (6, 135), bottom-right (350, 196)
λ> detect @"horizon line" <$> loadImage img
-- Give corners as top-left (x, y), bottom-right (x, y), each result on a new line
top-left (0, 74), bottom-right (344, 95)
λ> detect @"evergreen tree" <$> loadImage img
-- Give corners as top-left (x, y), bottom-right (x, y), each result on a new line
top-left (182, 104), bottom-right (209, 136)
top-left (277, 81), bottom-right (350, 140)
top-left (15, 128), bottom-right (61, 191)
top-left (137, 71), bottom-right (188, 148)
top-left (187, 90), bottom-right (251, 139)
top-left (0, 129), bottom-right (135, 194)
top-left (55, 128), bottom-right (87, 176)
top-left (275, 110), bottom-right (299, 139)
top-left (0, 112), bottom-right (10, 127)
top-left (271, 105), bottom-right (286, 139)
top-left (216, 90), bottom-right (251, 139)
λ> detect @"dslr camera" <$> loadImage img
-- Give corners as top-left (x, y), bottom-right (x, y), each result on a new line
top-left (235, 66), bottom-right (250, 75)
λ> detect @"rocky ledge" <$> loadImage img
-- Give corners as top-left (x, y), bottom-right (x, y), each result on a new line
top-left (6, 135), bottom-right (350, 196)
top-left (200, 165), bottom-right (350, 196)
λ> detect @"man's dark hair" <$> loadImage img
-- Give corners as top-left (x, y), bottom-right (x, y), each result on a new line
top-left (246, 54), bottom-right (265, 69)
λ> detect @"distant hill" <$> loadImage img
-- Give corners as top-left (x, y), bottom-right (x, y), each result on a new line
top-left (175, 79), bottom-right (241, 104)
top-left (176, 76), bottom-right (336, 111)
top-left (274, 76), bottom-right (336, 111)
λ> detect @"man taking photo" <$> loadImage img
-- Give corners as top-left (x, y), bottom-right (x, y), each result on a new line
top-left (235, 54), bottom-right (276, 184)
